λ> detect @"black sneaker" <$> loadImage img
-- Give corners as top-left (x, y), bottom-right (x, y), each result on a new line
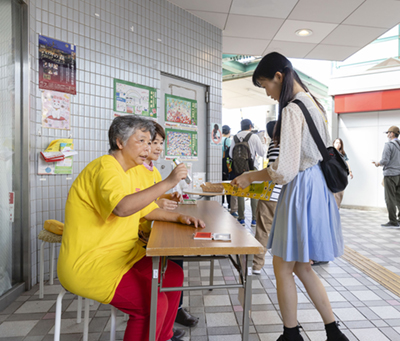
top-left (172, 328), bottom-right (185, 339)
top-left (381, 221), bottom-right (400, 228)
top-left (175, 307), bottom-right (199, 327)
top-left (311, 260), bottom-right (329, 266)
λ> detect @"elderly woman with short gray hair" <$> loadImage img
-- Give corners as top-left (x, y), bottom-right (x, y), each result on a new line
top-left (58, 115), bottom-right (205, 341)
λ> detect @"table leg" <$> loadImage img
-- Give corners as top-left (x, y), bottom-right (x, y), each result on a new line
top-left (241, 254), bottom-right (253, 341)
top-left (149, 256), bottom-right (160, 341)
top-left (209, 259), bottom-right (214, 290)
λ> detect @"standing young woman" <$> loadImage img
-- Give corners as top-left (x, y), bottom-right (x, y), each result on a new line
top-left (332, 138), bottom-right (353, 208)
top-left (231, 52), bottom-right (348, 341)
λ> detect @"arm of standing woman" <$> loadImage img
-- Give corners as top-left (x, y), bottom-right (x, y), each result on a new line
top-left (231, 168), bottom-right (272, 189)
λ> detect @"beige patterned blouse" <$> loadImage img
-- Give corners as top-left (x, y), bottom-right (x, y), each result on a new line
top-left (267, 92), bottom-right (331, 185)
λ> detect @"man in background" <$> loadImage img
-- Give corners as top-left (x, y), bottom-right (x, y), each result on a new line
top-left (373, 125), bottom-right (400, 228)
top-left (253, 120), bottom-right (282, 274)
top-left (230, 119), bottom-right (267, 227)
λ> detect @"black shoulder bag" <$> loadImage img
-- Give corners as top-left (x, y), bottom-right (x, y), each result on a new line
top-left (293, 99), bottom-right (349, 193)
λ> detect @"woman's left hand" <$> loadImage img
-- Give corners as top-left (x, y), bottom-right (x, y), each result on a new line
top-left (178, 215), bottom-right (206, 228)
top-left (230, 172), bottom-right (252, 189)
top-left (349, 171), bottom-right (353, 180)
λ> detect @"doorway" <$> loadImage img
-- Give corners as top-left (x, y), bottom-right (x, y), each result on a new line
top-left (157, 74), bottom-right (208, 182)
top-left (0, 0), bottom-right (27, 310)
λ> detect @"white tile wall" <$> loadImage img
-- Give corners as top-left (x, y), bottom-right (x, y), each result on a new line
top-left (28, 0), bottom-right (222, 285)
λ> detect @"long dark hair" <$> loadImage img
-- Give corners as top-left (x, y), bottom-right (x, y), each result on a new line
top-left (252, 52), bottom-right (325, 144)
top-left (333, 138), bottom-right (345, 155)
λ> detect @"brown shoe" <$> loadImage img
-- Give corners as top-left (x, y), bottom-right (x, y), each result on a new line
top-left (175, 307), bottom-right (199, 327)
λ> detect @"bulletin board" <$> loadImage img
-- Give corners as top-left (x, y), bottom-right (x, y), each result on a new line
top-left (165, 128), bottom-right (198, 161)
top-left (113, 79), bottom-right (157, 117)
top-left (165, 94), bottom-right (197, 126)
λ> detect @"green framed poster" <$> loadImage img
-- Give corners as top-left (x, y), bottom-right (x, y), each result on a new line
top-left (113, 79), bottom-right (157, 117)
top-left (165, 128), bottom-right (198, 160)
top-left (165, 94), bottom-right (197, 126)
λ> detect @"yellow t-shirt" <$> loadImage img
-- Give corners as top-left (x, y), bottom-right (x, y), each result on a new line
top-left (130, 164), bottom-right (163, 241)
top-left (58, 155), bottom-right (158, 304)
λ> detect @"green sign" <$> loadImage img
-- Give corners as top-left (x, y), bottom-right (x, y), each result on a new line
top-left (165, 94), bottom-right (197, 125)
top-left (165, 128), bottom-right (198, 160)
top-left (113, 79), bottom-right (157, 117)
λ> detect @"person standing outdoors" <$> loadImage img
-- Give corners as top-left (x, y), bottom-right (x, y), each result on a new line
top-left (230, 118), bottom-right (267, 227)
top-left (252, 120), bottom-right (282, 275)
top-left (373, 126), bottom-right (400, 228)
top-left (332, 138), bottom-right (353, 208)
top-left (222, 125), bottom-right (233, 210)
top-left (232, 52), bottom-right (348, 341)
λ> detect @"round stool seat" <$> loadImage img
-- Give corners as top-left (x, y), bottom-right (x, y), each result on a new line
top-left (38, 229), bottom-right (62, 243)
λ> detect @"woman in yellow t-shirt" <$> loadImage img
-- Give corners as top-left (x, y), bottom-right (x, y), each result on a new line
top-left (133, 122), bottom-right (200, 328)
top-left (58, 115), bottom-right (205, 341)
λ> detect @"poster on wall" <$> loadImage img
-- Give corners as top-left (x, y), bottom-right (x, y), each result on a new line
top-left (165, 128), bottom-right (198, 161)
top-left (41, 90), bottom-right (70, 130)
top-left (211, 122), bottom-right (222, 145)
top-left (165, 94), bottom-right (197, 127)
top-left (113, 79), bottom-right (157, 117)
top-left (38, 35), bottom-right (76, 95)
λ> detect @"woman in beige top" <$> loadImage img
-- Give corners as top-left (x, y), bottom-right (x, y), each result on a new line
top-left (232, 52), bottom-right (348, 341)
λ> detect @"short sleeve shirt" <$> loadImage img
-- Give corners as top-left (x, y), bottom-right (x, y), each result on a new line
top-left (58, 155), bottom-right (158, 304)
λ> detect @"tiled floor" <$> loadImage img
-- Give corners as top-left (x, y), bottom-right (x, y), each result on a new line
top-left (1, 206), bottom-right (400, 341)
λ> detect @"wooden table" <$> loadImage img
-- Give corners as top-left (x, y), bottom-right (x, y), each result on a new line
top-left (146, 201), bottom-right (264, 341)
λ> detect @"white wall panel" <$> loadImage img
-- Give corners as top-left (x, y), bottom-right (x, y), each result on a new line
top-left (339, 110), bottom-right (399, 210)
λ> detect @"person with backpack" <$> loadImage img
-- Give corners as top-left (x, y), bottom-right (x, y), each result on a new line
top-left (230, 119), bottom-right (267, 227)
top-left (222, 125), bottom-right (232, 210)
top-left (231, 52), bottom-right (348, 341)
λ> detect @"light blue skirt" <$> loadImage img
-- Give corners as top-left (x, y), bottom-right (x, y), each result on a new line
top-left (267, 164), bottom-right (344, 262)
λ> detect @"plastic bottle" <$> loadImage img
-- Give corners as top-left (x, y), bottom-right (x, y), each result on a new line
top-left (173, 158), bottom-right (192, 184)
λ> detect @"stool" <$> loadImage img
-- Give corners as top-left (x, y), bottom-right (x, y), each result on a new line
top-left (54, 288), bottom-right (117, 341)
top-left (38, 229), bottom-right (62, 299)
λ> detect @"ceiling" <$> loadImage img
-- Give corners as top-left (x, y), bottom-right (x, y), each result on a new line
top-left (166, 0), bottom-right (400, 61)
top-left (222, 77), bottom-right (277, 108)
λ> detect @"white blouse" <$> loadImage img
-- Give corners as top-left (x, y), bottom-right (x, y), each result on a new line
top-left (267, 92), bottom-right (331, 185)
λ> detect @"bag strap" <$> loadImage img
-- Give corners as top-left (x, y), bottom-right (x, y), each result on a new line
top-left (223, 137), bottom-right (228, 150)
top-left (292, 99), bottom-right (330, 161)
top-left (233, 135), bottom-right (240, 144)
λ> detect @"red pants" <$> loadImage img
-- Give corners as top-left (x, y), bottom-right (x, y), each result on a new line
top-left (110, 257), bottom-right (183, 341)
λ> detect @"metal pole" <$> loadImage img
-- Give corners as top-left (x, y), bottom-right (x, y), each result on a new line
top-left (242, 254), bottom-right (253, 341)
top-left (149, 256), bottom-right (160, 341)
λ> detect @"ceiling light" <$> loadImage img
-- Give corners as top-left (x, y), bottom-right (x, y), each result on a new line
top-left (295, 29), bottom-right (312, 37)
top-left (94, 13), bottom-right (100, 17)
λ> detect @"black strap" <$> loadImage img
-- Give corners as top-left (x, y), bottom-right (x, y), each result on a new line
top-left (223, 137), bottom-right (228, 150)
top-left (292, 99), bottom-right (330, 161)
top-left (243, 132), bottom-right (252, 143)
top-left (234, 135), bottom-right (240, 144)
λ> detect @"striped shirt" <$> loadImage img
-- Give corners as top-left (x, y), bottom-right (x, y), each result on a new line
top-left (267, 141), bottom-right (282, 202)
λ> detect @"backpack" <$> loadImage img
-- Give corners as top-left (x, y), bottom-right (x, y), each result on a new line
top-left (222, 138), bottom-right (232, 180)
top-left (231, 133), bottom-right (254, 176)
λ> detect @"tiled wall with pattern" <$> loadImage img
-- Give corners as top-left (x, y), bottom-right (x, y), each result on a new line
top-left (28, 0), bottom-right (222, 286)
